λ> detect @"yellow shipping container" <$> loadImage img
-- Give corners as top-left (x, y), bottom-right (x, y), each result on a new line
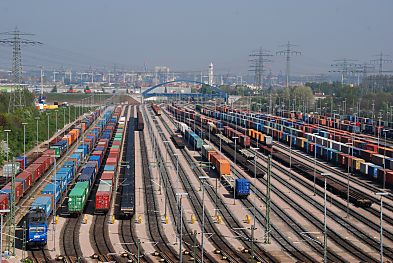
top-left (353, 158), bottom-right (365, 172)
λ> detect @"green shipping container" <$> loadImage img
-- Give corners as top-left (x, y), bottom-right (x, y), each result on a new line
top-left (111, 145), bottom-right (120, 149)
top-left (68, 181), bottom-right (89, 213)
top-left (50, 147), bottom-right (61, 158)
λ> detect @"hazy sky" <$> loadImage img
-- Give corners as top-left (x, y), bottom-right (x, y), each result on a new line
top-left (0, 0), bottom-right (392, 75)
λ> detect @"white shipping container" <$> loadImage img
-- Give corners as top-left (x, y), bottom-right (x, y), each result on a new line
top-left (201, 144), bottom-right (215, 160)
top-left (2, 162), bottom-right (20, 177)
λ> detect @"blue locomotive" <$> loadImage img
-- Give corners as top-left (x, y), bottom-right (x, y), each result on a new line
top-left (27, 196), bottom-right (53, 247)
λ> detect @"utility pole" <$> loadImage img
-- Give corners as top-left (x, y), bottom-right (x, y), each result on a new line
top-left (360, 63), bottom-right (375, 95)
top-left (370, 52), bottom-right (392, 92)
top-left (330, 58), bottom-right (361, 88)
top-left (249, 48), bottom-right (273, 90)
top-left (264, 155), bottom-right (271, 244)
top-left (276, 41), bottom-right (301, 88)
top-left (40, 66), bottom-right (44, 96)
top-left (371, 52), bottom-right (392, 75)
top-left (0, 28), bottom-right (42, 113)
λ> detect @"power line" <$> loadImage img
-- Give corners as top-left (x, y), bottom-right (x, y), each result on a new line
top-left (370, 52), bottom-right (392, 75)
top-left (249, 48), bottom-right (272, 90)
top-left (329, 58), bottom-right (361, 87)
top-left (0, 27), bottom-right (42, 112)
top-left (276, 41), bottom-right (301, 88)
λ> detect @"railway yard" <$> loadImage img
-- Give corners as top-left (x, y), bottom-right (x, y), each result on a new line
top-left (1, 99), bottom-right (393, 263)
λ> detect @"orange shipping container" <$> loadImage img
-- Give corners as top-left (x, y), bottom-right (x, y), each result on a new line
top-left (62, 135), bottom-right (72, 146)
top-left (210, 153), bottom-right (230, 175)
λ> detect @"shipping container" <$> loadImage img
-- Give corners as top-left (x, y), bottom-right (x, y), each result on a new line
top-left (235, 178), bottom-right (250, 198)
top-left (31, 196), bottom-right (53, 218)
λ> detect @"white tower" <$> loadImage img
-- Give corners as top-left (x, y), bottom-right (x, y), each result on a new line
top-left (208, 62), bottom-right (214, 86)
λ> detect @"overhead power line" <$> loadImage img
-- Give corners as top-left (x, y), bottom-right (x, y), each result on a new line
top-left (249, 48), bottom-right (272, 90)
top-left (329, 58), bottom-right (362, 87)
top-left (276, 41), bottom-right (301, 88)
top-left (0, 27), bottom-right (42, 112)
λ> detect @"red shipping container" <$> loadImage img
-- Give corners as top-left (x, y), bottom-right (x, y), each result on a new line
top-left (112, 141), bottom-right (122, 146)
top-left (16, 171), bottom-right (32, 192)
top-left (3, 181), bottom-right (23, 203)
top-left (365, 144), bottom-right (378, 152)
top-left (34, 156), bottom-right (51, 171)
top-left (95, 191), bottom-right (111, 211)
top-left (26, 163), bottom-right (45, 182)
top-left (110, 148), bottom-right (120, 154)
top-left (106, 158), bottom-right (117, 166)
top-left (108, 152), bottom-right (119, 160)
top-left (0, 194), bottom-right (8, 211)
top-left (101, 171), bottom-right (115, 184)
top-left (42, 149), bottom-right (56, 161)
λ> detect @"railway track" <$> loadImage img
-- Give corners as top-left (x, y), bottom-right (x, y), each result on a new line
top-left (88, 107), bottom-right (125, 262)
top-left (145, 108), bottom-right (223, 263)
top-left (154, 110), bottom-right (264, 263)
top-left (28, 248), bottom-right (51, 263)
top-left (163, 108), bottom-right (331, 262)
top-left (60, 216), bottom-right (84, 262)
top-left (200, 118), bottom-right (382, 261)
top-left (206, 128), bottom-right (367, 262)
top-left (117, 105), bottom-right (144, 262)
top-left (159, 112), bottom-right (278, 262)
top-left (264, 145), bottom-right (393, 259)
top-left (275, 142), bottom-right (393, 214)
top-left (91, 214), bottom-right (120, 262)
top-left (140, 118), bottom-right (180, 262)
top-left (119, 218), bottom-right (145, 262)
top-left (173, 110), bottom-right (364, 262)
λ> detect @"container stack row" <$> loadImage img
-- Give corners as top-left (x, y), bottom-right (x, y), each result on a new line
top-left (203, 106), bottom-right (393, 187)
top-left (26, 107), bottom-right (107, 247)
top-left (95, 106), bottom-right (124, 213)
top-left (0, 109), bottom-right (102, 213)
top-left (67, 108), bottom-right (118, 214)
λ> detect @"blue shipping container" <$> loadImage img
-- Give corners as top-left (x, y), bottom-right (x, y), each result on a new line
top-left (31, 196), bottom-right (53, 218)
top-left (235, 178), bottom-right (250, 197)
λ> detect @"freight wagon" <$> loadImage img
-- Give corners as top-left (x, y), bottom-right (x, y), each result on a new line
top-left (136, 110), bottom-right (145, 131)
top-left (151, 103), bottom-right (162, 116)
top-left (196, 105), bottom-right (393, 189)
top-left (67, 107), bottom-right (121, 215)
top-left (119, 114), bottom-right (135, 218)
top-left (220, 175), bottom-right (250, 198)
top-left (4, 108), bottom-right (102, 223)
top-left (171, 134), bottom-right (185, 149)
top-left (94, 106), bottom-right (124, 213)
top-left (188, 105), bottom-right (375, 207)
